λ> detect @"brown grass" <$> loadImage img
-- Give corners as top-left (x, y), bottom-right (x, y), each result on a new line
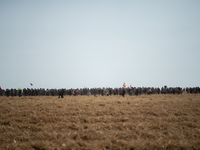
top-left (0, 93), bottom-right (200, 150)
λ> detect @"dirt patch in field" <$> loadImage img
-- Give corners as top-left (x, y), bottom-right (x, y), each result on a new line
top-left (0, 93), bottom-right (200, 149)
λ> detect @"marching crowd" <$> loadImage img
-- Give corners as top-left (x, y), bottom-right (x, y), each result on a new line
top-left (0, 86), bottom-right (199, 97)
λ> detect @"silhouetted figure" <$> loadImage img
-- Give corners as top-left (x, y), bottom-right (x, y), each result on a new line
top-left (58, 89), bottom-right (64, 98)
top-left (0, 87), bottom-right (3, 96)
top-left (122, 88), bottom-right (125, 97)
top-left (6, 89), bottom-right (10, 97)
top-left (135, 88), bottom-right (139, 96)
top-left (19, 90), bottom-right (22, 97)
top-left (94, 89), bottom-right (97, 97)
top-left (11, 89), bottom-right (13, 96)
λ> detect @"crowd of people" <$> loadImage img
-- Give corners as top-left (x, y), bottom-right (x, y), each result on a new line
top-left (0, 86), bottom-right (199, 97)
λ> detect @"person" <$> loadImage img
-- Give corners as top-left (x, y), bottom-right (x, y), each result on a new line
top-left (51, 90), bottom-right (54, 96)
top-left (11, 89), bottom-right (14, 96)
top-left (94, 89), bottom-right (97, 97)
top-left (106, 90), bottom-right (109, 96)
top-left (130, 89), bottom-right (132, 96)
top-left (87, 90), bottom-right (90, 96)
top-left (18, 89), bottom-right (22, 97)
top-left (147, 88), bottom-right (152, 95)
top-left (75, 90), bottom-right (78, 96)
top-left (135, 88), bottom-right (138, 96)
top-left (0, 87), bottom-right (2, 96)
top-left (80, 89), bottom-right (83, 95)
top-left (6, 89), bottom-right (10, 97)
top-left (122, 88), bottom-right (125, 97)
top-left (157, 88), bottom-right (160, 94)
top-left (101, 89), bottom-right (104, 96)
top-left (58, 89), bottom-right (64, 98)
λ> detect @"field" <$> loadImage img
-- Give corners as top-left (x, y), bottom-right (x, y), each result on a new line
top-left (0, 93), bottom-right (200, 150)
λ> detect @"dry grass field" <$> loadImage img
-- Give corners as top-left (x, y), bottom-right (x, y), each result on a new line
top-left (0, 93), bottom-right (200, 150)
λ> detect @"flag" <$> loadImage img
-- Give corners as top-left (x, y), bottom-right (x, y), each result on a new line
top-left (130, 85), bottom-right (132, 88)
top-left (123, 83), bottom-right (126, 88)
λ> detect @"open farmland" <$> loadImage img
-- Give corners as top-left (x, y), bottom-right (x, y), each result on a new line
top-left (0, 93), bottom-right (200, 150)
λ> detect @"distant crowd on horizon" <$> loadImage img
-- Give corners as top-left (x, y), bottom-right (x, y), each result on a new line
top-left (0, 86), bottom-right (199, 97)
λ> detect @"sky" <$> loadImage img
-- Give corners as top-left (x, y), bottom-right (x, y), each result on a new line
top-left (0, 0), bottom-right (200, 89)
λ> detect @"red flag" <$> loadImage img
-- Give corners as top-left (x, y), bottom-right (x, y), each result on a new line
top-left (123, 83), bottom-right (126, 88)
top-left (130, 85), bottom-right (131, 88)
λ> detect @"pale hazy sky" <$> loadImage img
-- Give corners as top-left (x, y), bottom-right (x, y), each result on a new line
top-left (0, 0), bottom-right (200, 89)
